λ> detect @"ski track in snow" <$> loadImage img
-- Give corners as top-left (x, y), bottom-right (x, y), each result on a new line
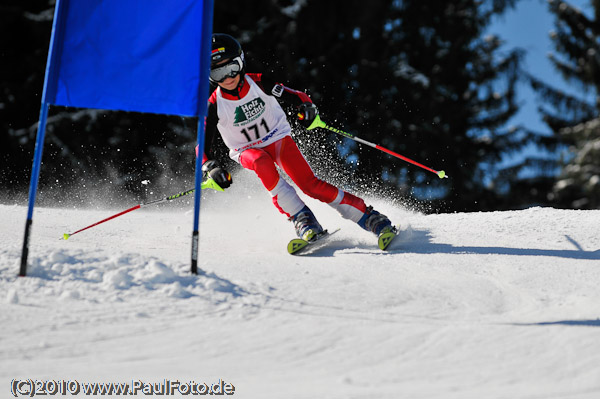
top-left (1, 179), bottom-right (600, 398)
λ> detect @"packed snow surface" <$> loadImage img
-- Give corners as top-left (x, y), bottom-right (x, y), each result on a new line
top-left (1, 180), bottom-right (600, 398)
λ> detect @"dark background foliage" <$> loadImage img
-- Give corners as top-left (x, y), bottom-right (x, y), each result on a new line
top-left (1, 0), bottom-right (598, 211)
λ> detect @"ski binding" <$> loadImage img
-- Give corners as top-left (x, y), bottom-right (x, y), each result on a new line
top-left (287, 228), bottom-right (341, 255)
top-left (378, 225), bottom-right (400, 250)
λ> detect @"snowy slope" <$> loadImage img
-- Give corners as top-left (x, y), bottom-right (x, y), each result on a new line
top-left (1, 178), bottom-right (600, 398)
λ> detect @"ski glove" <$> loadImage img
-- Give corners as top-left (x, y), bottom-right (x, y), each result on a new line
top-left (202, 160), bottom-right (232, 189)
top-left (297, 102), bottom-right (319, 129)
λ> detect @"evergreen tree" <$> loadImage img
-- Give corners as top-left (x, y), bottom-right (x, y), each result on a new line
top-left (4, 0), bottom-right (530, 212)
top-left (529, 0), bottom-right (600, 209)
top-left (214, 0), bottom-right (524, 212)
top-left (554, 118), bottom-right (600, 208)
top-left (374, 0), bottom-right (524, 211)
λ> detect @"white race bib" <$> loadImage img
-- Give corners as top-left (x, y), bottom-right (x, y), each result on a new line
top-left (216, 76), bottom-right (291, 162)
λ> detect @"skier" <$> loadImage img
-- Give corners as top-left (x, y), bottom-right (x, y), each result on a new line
top-left (199, 33), bottom-right (396, 245)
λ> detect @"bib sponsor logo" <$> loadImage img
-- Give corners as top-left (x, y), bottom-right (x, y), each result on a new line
top-left (234, 128), bottom-right (281, 152)
top-left (234, 98), bottom-right (266, 126)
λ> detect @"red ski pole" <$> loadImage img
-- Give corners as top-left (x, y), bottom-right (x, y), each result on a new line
top-left (62, 179), bottom-right (224, 240)
top-left (306, 115), bottom-right (448, 179)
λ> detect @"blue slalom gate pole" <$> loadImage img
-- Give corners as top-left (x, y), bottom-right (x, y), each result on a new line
top-left (191, 0), bottom-right (215, 275)
top-left (19, 0), bottom-right (66, 277)
top-left (20, 103), bottom-right (50, 276)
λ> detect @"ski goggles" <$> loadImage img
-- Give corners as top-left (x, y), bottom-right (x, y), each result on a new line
top-left (210, 56), bottom-right (243, 83)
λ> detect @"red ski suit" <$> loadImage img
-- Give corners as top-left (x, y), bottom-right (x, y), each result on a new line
top-left (201, 73), bottom-right (366, 222)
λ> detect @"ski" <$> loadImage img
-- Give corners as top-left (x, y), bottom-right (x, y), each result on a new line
top-left (378, 225), bottom-right (400, 250)
top-left (287, 228), bottom-right (341, 255)
top-left (287, 225), bottom-right (400, 255)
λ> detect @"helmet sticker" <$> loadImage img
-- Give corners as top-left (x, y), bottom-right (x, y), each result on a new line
top-left (211, 47), bottom-right (226, 61)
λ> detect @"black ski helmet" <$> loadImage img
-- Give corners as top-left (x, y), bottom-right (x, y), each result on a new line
top-left (210, 33), bottom-right (245, 83)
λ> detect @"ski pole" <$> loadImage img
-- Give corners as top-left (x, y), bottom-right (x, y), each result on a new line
top-left (306, 114), bottom-right (448, 179)
top-left (62, 178), bottom-right (224, 240)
